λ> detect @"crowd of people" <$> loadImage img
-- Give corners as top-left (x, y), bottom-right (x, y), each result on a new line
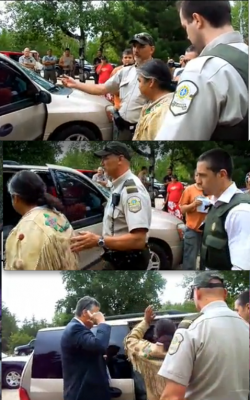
top-left (60, 274), bottom-right (249, 400)
top-left (61, 0), bottom-right (248, 141)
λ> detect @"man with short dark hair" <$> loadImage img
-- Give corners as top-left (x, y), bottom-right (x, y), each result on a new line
top-left (159, 272), bottom-right (249, 400)
top-left (234, 290), bottom-right (249, 325)
top-left (42, 49), bottom-right (57, 84)
top-left (156, 0), bottom-right (248, 141)
top-left (196, 148), bottom-right (250, 270)
top-left (173, 45), bottom-right (199, 81)
top-left (61, 296), bottom-right (111, 400)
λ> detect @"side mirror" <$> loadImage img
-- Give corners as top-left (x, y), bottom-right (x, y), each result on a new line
top-left (35, 90), bottom-right (52, 104)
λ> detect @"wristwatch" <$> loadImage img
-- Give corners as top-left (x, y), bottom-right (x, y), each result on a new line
top-left (98, 237), bottom-right (106, 248)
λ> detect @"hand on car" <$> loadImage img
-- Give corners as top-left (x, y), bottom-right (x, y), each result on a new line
top-left (70, 232), bottom-right (100, 252)
top-left (144, 305), bottom-right (156, 324)
top-left (62, 75), bottom-right (77, 88)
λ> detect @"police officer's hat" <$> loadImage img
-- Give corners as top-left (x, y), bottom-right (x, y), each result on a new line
top-left (189, 271), bottom-right (225, 300)
top-left (94, 142), bottom-right (132, 161)
top-left (129, 32), bottom-right (154, 46)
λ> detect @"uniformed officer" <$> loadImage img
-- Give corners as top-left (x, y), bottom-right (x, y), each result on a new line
top-left (62, 33), bottom-right (155, 140)
top-left (70, 142), bottom-right (152, 270)
top-left (196, 148), bottom-right (250, 271)
top-left (158, 271), bottom-right (249, 400)
top-left (156, 1), bottom-right (248, 141)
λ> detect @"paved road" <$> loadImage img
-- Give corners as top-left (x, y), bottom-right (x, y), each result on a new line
top-left (2, 390), bottom-right (18, 400)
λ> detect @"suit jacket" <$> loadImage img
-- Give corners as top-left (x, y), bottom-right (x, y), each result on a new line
top-left (61, 318), bottom-right (111, 400)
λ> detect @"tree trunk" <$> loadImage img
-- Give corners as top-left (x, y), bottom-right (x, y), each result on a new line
top-left (78, 28), bottom-right (85, 83)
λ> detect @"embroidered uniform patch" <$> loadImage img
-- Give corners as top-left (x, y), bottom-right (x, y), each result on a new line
top-left (168, 332), bottom-right (184, 355)
top-left (170, 80), bottom-right (198, 116)
top-left (127, 197), bottom-right (141, 213)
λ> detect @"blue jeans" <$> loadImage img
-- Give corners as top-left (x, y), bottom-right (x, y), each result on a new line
top-left (182, 228), bottom-right (202, 270)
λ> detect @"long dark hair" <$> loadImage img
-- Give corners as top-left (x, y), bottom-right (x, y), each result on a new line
top-left (154, 319), bottom-right (176, 351)
top-left (8, 170), bottom-right (64, 212)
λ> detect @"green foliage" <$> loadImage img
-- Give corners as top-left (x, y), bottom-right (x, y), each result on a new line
top-left (56, 271), bottom-right (166, 316)
top-left (161, 301), bottom-right (197, 313)
top-left (232, 1), bottom-right (248, 41)
top-left (2, 304), bottom-right (19, 353)
top-left (3, 142), bottom-right (62, 165)
top-left (180, 271), bottom-right (249, 301)
top-left (8, 332), bottom-right (34, 354)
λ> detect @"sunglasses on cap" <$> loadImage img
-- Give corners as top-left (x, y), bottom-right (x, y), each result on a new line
top-left (189, 282), bottom-right (225, 300)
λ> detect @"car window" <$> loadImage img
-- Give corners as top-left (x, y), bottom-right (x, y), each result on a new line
top-left (17, 62), bottom-right (56, 92)
top-left (8, 54), bottom-right (22, 62)
top-left (91, 325), bottom-right (129, 354)
top-left (32, 330), bottom-right (63, 379)
top-left (0, 59), bottom-right (37, 108)
top-left (54, 171), bottom-right (105, 224)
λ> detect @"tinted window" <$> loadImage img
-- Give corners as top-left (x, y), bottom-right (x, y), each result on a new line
top-left (54, 171), bottom-right (104, 223)
top-left (91, 325), bottom-right (129, 354)
top-left (0, 60), bottom-right (37, 107)
top-left (9, 54), bottom-right (21, 62)
top-left (32, 330), bottom-right (63, 379)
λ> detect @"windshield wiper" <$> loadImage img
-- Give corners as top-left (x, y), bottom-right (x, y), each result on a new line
top-left (48, 85), bottom-right (60, 93)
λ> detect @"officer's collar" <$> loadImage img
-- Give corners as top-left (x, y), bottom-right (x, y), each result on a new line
top-left (201, 300), bottom-right (227, 313)
top-left (112, 169), bottom-right (132, 189)
top-left (200, 31), bottom-right (244, 56)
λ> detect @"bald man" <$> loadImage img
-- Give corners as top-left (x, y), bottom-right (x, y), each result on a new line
top-left (19, 48), bottom-right (36, 70)
top-left (158, 272), bottom-right (249, 400)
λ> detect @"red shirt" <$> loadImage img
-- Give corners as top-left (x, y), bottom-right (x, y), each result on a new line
top-left (167, 181), bottom-right (184, 203)
top-left (96, 63), bottom-right (113, 84)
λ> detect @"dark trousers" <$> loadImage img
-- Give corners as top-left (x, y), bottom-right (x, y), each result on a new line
top-left (94, 73), bottom-right (99, 84)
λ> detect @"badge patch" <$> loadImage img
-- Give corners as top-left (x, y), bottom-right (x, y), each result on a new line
top-left (168, 333), bottom-right (184, 355)
top-left (127, 197), bottom-right (141, 213)
top-left (170, 80), bottom-right (198, 116)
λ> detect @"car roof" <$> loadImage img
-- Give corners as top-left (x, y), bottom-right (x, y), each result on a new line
top-left (0, 51), bottom-right (23, 55)
top-left (38, 313), bottom-right (196, 332)
top-left (3, 163), bottom-right (104, 192)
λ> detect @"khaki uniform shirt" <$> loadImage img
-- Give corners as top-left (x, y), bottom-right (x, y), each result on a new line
top-left (124, 319), bottom-right (167, 400)
top-left (105, 65), bottom-right (147, 123)
top-left (156, 32), bottom-right (248, 140)
top-left (102, 169), bottom-right (152, 237)
top-left (158, 301), bottom-right (249, 400)
top-left (5, 207), bottom-right (79, 270)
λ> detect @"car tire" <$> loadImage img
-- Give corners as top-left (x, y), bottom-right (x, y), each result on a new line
top-left (3, 368), bottom-right (22, 389)
top-left (84, 71), bottom-right (90, 80)
top-left (148, 242), bottom-right (171, 270)
top-left (52, 125), bottom-right (97, 141)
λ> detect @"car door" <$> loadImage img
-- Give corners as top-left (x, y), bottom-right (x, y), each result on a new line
top-left (0, 57), bottom-right (47, 140)
top-left (92, 324), bottom-right (135, 400)
top-left (48, 166), bottom-right (105, 269)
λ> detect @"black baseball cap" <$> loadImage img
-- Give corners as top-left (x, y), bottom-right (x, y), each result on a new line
top-left (94, 142), bottom-right (132, 161)
top-left (129, 32), bottom-right (154, 46)
top-left (189, 272), bottom-right (225, 300)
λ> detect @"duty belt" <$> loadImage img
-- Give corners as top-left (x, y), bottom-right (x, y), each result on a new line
top-left (102, 246), bottom-right (150, 270)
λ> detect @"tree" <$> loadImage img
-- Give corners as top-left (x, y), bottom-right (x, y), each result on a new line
top-left (2, 304), bottom-right (19, 353)
top-left (232, 1), bottom-right (248, 41)
top-left (180, 271), bottom-right (249, 302)
top-left (161, 301), bottom-right (197, 313)
top-left (56, 271), bottom-right (167, 319)
top-left (8, 332), bottom-right (34, 354)
top-left (3, 142), bottom-right (62, 165)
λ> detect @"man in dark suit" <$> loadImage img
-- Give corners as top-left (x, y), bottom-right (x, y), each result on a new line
top-left (61, 296), bottom-right (111, 400)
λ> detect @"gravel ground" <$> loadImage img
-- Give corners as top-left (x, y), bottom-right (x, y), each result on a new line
top-left (2, 390), bottom-right (18, 400)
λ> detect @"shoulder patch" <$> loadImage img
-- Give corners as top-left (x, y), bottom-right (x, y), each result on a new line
top-left (168, 332), bottom-right (184, 355)
top-left (170, 80), bottom-right (198, 116)
top-left (127, 196), bottom-right (141, 213)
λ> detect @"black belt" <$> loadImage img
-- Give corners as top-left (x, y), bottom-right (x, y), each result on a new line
top-left (102, 246), bottom-right (150, 270)
top-left (113, 110), bottom-right (137, 132)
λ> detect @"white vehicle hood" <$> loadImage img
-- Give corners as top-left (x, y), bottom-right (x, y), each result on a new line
top-left (151, 208), bottom-right (182, 228)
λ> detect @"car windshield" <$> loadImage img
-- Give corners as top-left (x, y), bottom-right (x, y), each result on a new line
top-left (17, 62), bottom-right (58, 92)
top-left (92, 181), bottom-right (110, 198)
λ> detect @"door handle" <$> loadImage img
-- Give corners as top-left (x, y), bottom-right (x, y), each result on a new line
top-left (0, 123), bottom-right (13, 137)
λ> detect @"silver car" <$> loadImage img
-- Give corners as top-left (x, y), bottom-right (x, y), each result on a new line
top-left (3, 163), bottom-right (184, 269)
top-left (0, 53), bottom-right (113, 140)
